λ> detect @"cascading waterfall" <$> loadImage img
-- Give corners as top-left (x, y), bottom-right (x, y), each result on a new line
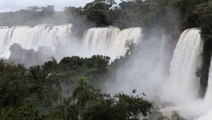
top-left (159, 29), bottom-right (207, 120)
top-left (163, 29), bottom-right (203, 104)
top-left (82, 27), bottom-right (119, 59)
top-left (82, 27), bottom-right (142, 60)
top-left (0, 24), bottom-right (142, 66)
top-left (0, 24), bottom-right (72, 59)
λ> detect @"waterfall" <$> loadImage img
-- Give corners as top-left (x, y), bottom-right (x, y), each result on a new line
top-left (0, 24), bottom-right (142, 65)
top-left (0, 24), bottom-right (72, 59)
top-left (82, 27), bottom-right (142, 60)
top-left (164, 29), bottom-right (203, 104)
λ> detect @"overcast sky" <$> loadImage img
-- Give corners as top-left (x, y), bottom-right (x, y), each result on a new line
top-left (0, 0), bottom-right (121, 12)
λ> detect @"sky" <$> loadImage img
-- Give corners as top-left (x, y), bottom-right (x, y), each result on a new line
top-left (0, 0), bottom-right (121, 12)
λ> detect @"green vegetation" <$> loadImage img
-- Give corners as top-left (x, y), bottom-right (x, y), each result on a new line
top-left (0, 56), bottom-right (157, 120)
top-left (198, 1), bottom-right (212, 97)
top-left (0, 55), bottom-right (183, 120)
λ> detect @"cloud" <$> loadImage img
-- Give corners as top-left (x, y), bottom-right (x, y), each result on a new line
top-left (0, 0), bottom-right (94, 12)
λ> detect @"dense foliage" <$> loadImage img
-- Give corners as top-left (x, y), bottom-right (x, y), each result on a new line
top-left (0, 56), bottom-right (159, 120)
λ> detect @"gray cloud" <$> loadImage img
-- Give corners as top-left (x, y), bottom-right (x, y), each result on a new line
top-left (0, 0), bottom-right (94, 12)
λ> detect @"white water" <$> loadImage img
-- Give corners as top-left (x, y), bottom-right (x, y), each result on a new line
top-left (159, 29), bottom-right (212, 120)
top-left (0, 25), bottom-right (142, 65)
top-left (162, 57), bottom-right (212, 120)
top-left (162, 29), bottom-right (203, 104)
top-left (159, 36), bottom-right (212, 119)
top-left (0, 24), bottom-right (72, 59)
top-left (82, 27), bottom-right (142, 60)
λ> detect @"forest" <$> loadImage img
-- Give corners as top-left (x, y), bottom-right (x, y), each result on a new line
top-left (0, 0), bottom-right (212, 120)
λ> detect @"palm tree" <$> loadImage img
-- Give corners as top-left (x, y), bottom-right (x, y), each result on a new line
top-left (58, 96), bottom-right (78, 120)
top-left (72, 76), bottom-right (95, 120)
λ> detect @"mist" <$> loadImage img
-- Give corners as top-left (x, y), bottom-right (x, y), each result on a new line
top-left (103, 28), bottom-right (175, 103)
top-left (102, 6), bottom-right (181, 103)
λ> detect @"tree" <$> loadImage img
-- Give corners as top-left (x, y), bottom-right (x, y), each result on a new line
top-left (55, 96), bottom-right (78, 120)
top-left (171, 111), bottom-right (181, 120)
top-left (40, 5), bottom-right (55, 17)
top-left (198, 1), bottom-right (212, 97)
top-left (0, 103), bottom-right (43, 120)
top-left (82, 92), bottom-right (152, 120)
top-left (0, 62), bottom-right (30, 108)
top-left (82, 0), bottom-right (116, 26)
top-left (172, 0), bottom-right (208, 29)
top-left (72, 76), bottom-right (95, 120)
